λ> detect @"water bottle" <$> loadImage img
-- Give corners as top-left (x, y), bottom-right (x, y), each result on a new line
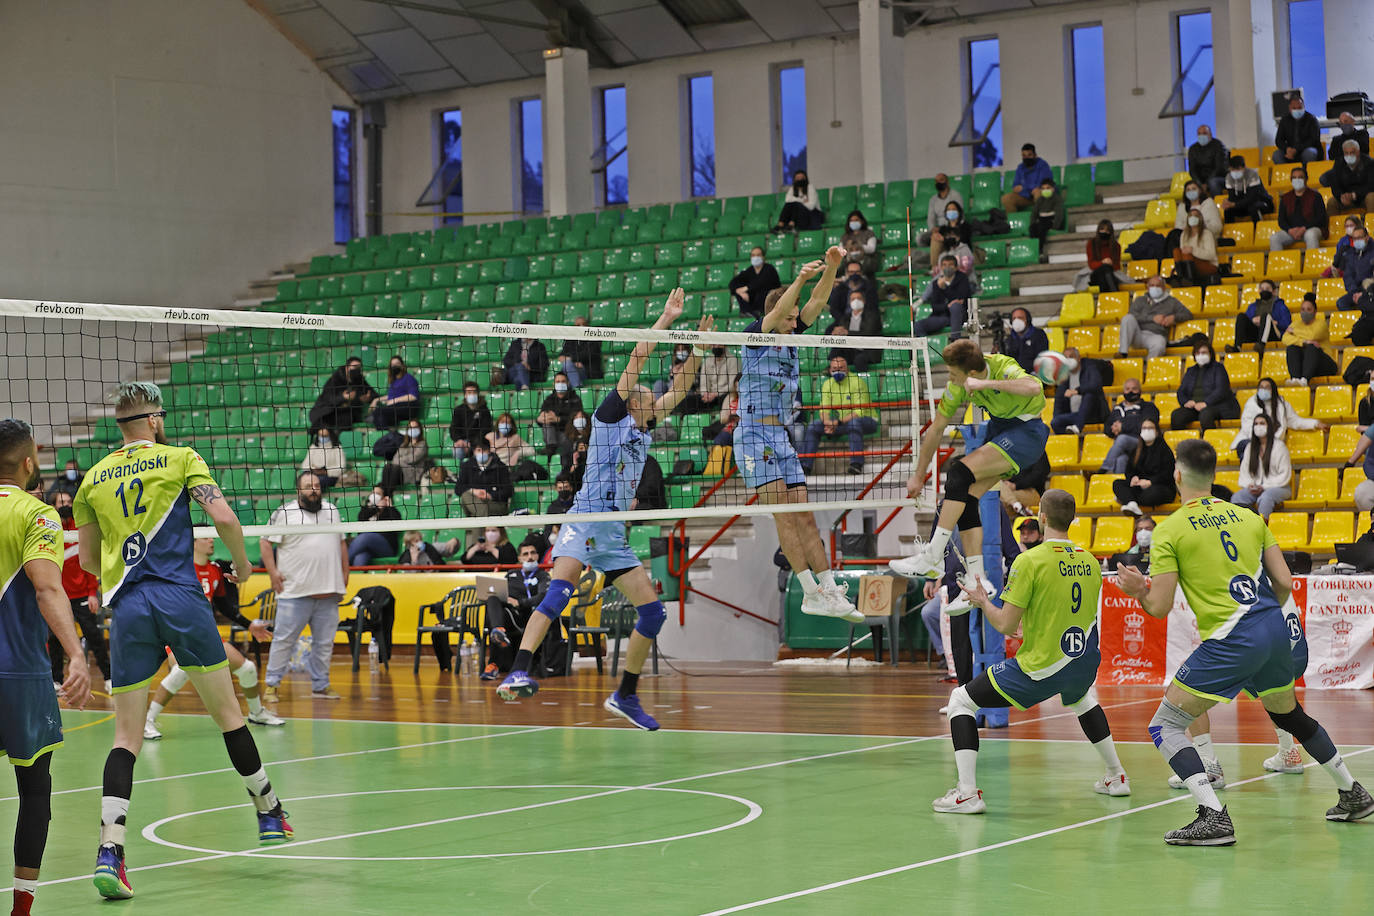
top-left (368, 639), bottom-right (380, 674)
top-left (460, 635), bottom-right (477, 676)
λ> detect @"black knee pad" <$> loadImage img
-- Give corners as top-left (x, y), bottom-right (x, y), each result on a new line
top-left (1266, 702), bottom-right (1319, 743)
top-left (945, 459), bottom-right (976, 505)
top-left (957, 497), bottom-right (982, 532)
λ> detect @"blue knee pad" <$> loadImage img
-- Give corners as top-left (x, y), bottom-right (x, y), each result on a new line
top-left (634, 601), bottom-right (667, 638)
top-left (535, 580), bottom-right (574, 621)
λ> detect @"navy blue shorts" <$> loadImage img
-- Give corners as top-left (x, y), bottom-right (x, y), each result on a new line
top-left (981, 416), bottom-right (1049, 477)
top-left (734, 422), bottom-right (806, 489)
top-left (0, 677), bottom-right (63, 766)
top-left (109, 581), bottom-right (228, 694)
top-left (1174, 609), bottom-right (1296, 703)
top-left (986, 627), bottom-right (1101, 711)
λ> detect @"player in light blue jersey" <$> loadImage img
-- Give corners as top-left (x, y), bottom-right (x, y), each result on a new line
top-left (735, 245), bottom-right (862, 623)
top-left (498, 290), bottom-right (712, 730)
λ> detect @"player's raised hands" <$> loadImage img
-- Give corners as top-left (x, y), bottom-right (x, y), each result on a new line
top-left (797, 259), bottom-right (825, 281)
top-left (697, 314), bottom-right (715, 333)
top-left (825, 245), bottom-right (846, 268)
top-left (661, 287), bottom-right (686, 323)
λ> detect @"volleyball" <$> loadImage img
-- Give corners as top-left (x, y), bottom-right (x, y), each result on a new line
top-left (1032, 350), bottom-right (1075, 386)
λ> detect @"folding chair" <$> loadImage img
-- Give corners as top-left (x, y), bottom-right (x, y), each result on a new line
top-left (233, 590), bottom-right (277, 669)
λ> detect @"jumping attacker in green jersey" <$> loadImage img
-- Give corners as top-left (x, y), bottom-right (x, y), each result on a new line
top-left (1119, 438), bottom-right (1372, 846)
top-left (73, 383), bottom-right (292, 900)
top-left (932, 489), bottom-right (1130, 814)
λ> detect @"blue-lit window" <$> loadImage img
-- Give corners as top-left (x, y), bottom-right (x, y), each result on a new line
top-left (517, 98), bottom-right (543, 215)
top-left (1288, 0), bottom-right (1326, 107)
top-left (439, 109), bottom-right (463, 226)
top-left (600, 86), bottom-right (628, 206)
top-left (1176, 12), bottom-right (1216, 146)
top-left (968, 38), bottom-right (1002, 167)
top-left (775, 65), bottom-right (807, 180)
top-left (687, 74), bottom-right (715, 197)
top-left (1070, 25), bottom-right (1107, 158)
top-left (331, 108), bottom-right (354, 243)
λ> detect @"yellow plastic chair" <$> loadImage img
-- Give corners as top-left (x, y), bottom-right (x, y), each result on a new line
top-left (1266, 249), bottom-right (1301, 280)
top-left (1084, 474), bottom-right (1123, 510)
top-left (1286, 467), bottom-right (1338, 510)
top-left (1326, 425), bottom-right (1363, 460)
top-left (1053, 293), bottom-right (1095, 327)
top-left (1092, 516), bottom-right (1135, 555)
top-left (1078, 436), bottom-right (1112, 471)
top-left (1311, 386), bottom-right (1353, 422)
top-left (1330, 311), bottom-right (1358, 342)
top-left (1045, 434), bottom-right (1079, 467)
top-left (1338, 467), bottom-right (1367, 506)
top-left (1068, 517), bottom-right (1094, 548)
top-left (1285, 428), bottom-right (1325, 463)
top-left (1307, 512), bottom-right (1354, 554)
top-left (1095, 291), bottom-right (1130, 322)
top-left (1267, 512), bottom-right (1309, 551)
top-left (1223, 351), bottom-right (1259, 387)
top-left (1143, 356), bottom-right (1182, 392)
top-left (1049, 474), bottom-right (1087, 503)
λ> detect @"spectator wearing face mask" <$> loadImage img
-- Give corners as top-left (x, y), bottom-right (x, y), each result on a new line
top-left (370, 356), bottom-right (422, 429)
top-left (300, 427), bottom-right (347, 490)
top-left (1326, 112), bottom-right (1371, 165)
top-left (1049, 347), bottom-right (1106, 435)
top-left (730, 247), bottom-right (781, 319)
top-left (1170, 341), bottom-right (1239, 431)
top-left (485, 412), bottom-right (533, 469)
top-left (309, 356), bottom-right (377, 432)
top-left (1171, 206), bottom-right (1219, 285)
top-left (800, 355), bottom-right (879, 475)
top-left (774, 170), bottom-right (823, 232)
top-left (1002, 307), bottom-right (1050, 373)
top-left (826, 289), bottom-right (883, 371)
top-left (1330, 139), bottom-right (1374, 214)
top-left (1113, 420), bottom-right (1175, 515)
top-left (699, 346), bottom-right (740, 413)
top-left (537, 371), bottom-right (584, 456)
top-left (1188, 124), bottom-right (1229, 197)
top-left (558, 410), bottom-right (591, 473)
top-left (1219, 155), bottom-right (1272, 223)
top-left (1100, 378), bottom-right (1159, 474)
top-left (477, 540), bottom-right (551, 680)
top-left (1231, 418), bottom-right (1292, 521)
top-left (348, 487), bottom-right (403, 566)
top-left (558, 313), bottom-right (603, 388)
top-left (1273, 95), bottom-right (1323, 164)
top-left (1107, 516), bottom-right (1156, 572)
top-left (381, 420), bottom-right (432, 492)
top-left (45, 459), bottom-right (84, 500)
top-left (1230, 377), bottom-right (1324, 458)
top-left (921, 173), bottom-right (964, 258)
top-left (1027, 180), bottom-right (1065, 259)
top-left (1001, 143), bottom-right (1053, 213)
top-left (913, 255), bottom-right (971, 340)
top-left (546, 472), bottom-right (575, 515)
top-left (397, 530), bottom-right (458, 567)
top-left (1074, 220), bottom-right (1129, 293)
top-left (454, 444), bottom-right (513, 541)
top-left (1270, 166), bottom-right (1327, 252)
top-left (449, 380), bottom-right (493, 464)
top-left (1333, 216), bottom-right (1365, 275)
top-left (1117, 276), bottom-right (1192, 359)
top-left (929, 201), bottom-right (972, 274)
top-left (1172, 180), bottom-right (1223, 241)
top-left (1230, 279), bottom-right (1289, 352)
top-left (463, 526), bottom-right (518, 567)
top-left (1338, 227), bottom-right (1374, 344)
top-left (841, 210), bottom-right (880, 275)
top-left (502, 337), bottom-right (549, 390)
top-left (829, 260), bottom-right (876, 324)
top-left (1016, 517), bottom-right (1043, 551)
top-left (1282, 296), bottom-right (1340, 384)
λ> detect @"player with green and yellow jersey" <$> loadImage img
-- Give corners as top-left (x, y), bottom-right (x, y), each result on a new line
top-left (931, 488), bottom-right (1130, 814)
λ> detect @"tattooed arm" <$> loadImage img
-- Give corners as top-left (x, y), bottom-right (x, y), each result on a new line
top-left (191, 484), bottom-right (252, 581)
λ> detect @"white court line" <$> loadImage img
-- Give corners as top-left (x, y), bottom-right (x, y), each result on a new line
top-left (697, 745), bottom-right (1374, 915)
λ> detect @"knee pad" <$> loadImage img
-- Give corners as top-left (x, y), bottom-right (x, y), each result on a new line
top-left (1266, 702), bottom-right (1319, 744)
top-left (1066, 687), bottom-right (1099, 717)
top-left (1147, 699), bottom-right (1197, 758)
top-left (233, 659), bottom-right (257, 690)
top-left (634, 601), bottom-right (667, 639)
top-left (957, 497), bottom-right (982, 532)
top-left (944, 459), bottom-right (976, 505)
top-left (535, 580), bottom-right (574, 621)
top-left (162, 666), bottom-right (189, 695)
top-left (944, 685), bottom-right (979, 721)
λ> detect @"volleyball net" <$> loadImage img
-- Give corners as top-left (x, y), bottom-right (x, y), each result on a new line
top-left (1, 296), bottom-right (935, 555)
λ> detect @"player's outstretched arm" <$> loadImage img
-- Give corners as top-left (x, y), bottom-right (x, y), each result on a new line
top-left (908, 412), bottom-right (951, 498)
top-left (959, 578), bottom-right (1024, 634)
top-left (618, 288), bottom-right (685, 399)
top-left (191, 484), bottom-right (253, 582)
top-left (655, 313), bottom-right (715, 417)
top-left (760, 264), bottom-right (817, 334)
top-left (26, 557), bottom-right (90, 709)
top-left (964, 373), bottom-right (1044, 397)
top-left (799, 246), bottom-right (846, 327)
top-left (1118, 566), bottom-right (1174, 619)
top-left (1260, 544), bottom-right (1293, 607)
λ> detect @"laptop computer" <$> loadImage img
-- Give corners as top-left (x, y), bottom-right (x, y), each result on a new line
top-left (475, 574), bottom-right (508, 601)
top-left (1334, 541), bottom-right (1374, 572)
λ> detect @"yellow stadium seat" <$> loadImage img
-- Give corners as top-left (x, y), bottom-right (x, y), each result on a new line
top-left (1307, 511), bottom-right (1354, 554)
top-left (1041, 398), bottom-right (1055, 422)
top-left (1312, 386), bottom-right (1353, 422)
top-left (1342, 347), bottom-right (1374, 372)
top-left (1229, 253), bottom-right (1264, 279)
top-left (1268, 512), bottom-right (1309, 551)
top-left (1285, 428), bottom-right (1325, 462)
top-left (1127, 259), bottom-right (1158, 281)
top-left (1068, 517), bottom-right (1093, 548)
top-left (1238, 282), bottom-right (1262, 305)
top-left (1066, 326), bottom-right (1099, 354)
top-left (1113, 357), bottom-right (1143, 379)
top-left (1287, 467), bottom-right (1339, 510)
top-left (1159, 258), bottom-right (1175, 278)
top-left (1054, 293), bottom-right (1095, 327)
top-left (1046, 327), bottom-right (1066, 351)
top-left (1259, 350), bottom-right (1288, 381)
top-left (1266, 249), bottom-right (1301, 280)
top-left (1203, 284), bottom-right (1238, 316)
top-left (1095, 291), bottom-right (1130, 322)
top-left (1092, 516), bottom-right (1135, 555)
top-left (1330, 311), bottom-right (1358, 342)
top-left (1278, 280), bottom-right (1312, 306)
top-left (1153, 392), bottom-right (1179, 414)
top-left (1203, 428), bottom-right (1235, 462)
top-left (1307, 160), bottom-right (1334, 187)
top-left (1281, 386), bottom-right (1311, 414)
top-left (1099, 325), bottom-right (1121, 354)
top-left (1078, 436), bottom-right (1111, 470)
top-left (1328, 214), bottom-right (1350, 239)
top-left (1084, 474), bottom-right (1122, 510)
top-left (1173, 319), bottom-right (1209, 340)
top-left (1339, 467), bottom-right (1367, 506)
top-left (1045, 434), bottom-right (1079, 467)
top-left (1164, 429), bottom-right (1197, 450)
top-left (1143, 199), bottom-right (1174, 228)
top-left (1270, 163), bottom-right (1298, 193)
top-left (1167, 172), bottom-right (1190, 200)
top-left (1223, 351), bottom-right (1259, 387)
top-left (1327, 425), bottom-right (1363, 460)
top-left (1171, 287), bottom-right (1200, 312)
top-left (1232, 147), bottom-right (1260, 167)
top-left (1118, 228), bottom-right (1144, 253)
top-left (1050, 474), bottom-right (1086, 503)
top-left (1315, 277), bottom-right (1345, 308)
top-left (1254, 220), bottom-right (1280, 244)
top-left (1302, 247), bottom-right (1333, 277)
top-left (1212, 320), bottom-right (1236, 350)
top-left (1215, 470), bottom-right (1241, 492)
top-left (1221, 223), bottom-right (1253, 249)
top-left (1143, 356), bottom-right (1181, 392)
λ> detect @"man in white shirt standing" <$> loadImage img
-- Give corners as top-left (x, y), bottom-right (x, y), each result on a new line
top-left (260, 472), bottom-right (348, 702)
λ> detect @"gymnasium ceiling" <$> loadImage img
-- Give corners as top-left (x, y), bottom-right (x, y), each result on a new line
top-left (248, 0), bottom-right (1087, 101)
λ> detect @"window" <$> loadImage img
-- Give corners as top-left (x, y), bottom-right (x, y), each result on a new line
top-left (774, 65), bottom-right (807, 182)
top-left (439, 109), bottom-right (463, 226)
top-left (967, 38), bottom-right (1003, 167)
top-left (687, 74), bottom-right (715, 197)
top-left (1175, 12), bottom-right (1216, 146)
top-left (1069, 25), bottom-right (1107, 158)
top-left (331, 108), bottom-right (355, 243)
top-left (516, 97), bottom-right (543, 215)
top-left (599, 86), bottom-right (628, 206)
top-left (1287, 0), bottom-right (1326, 107)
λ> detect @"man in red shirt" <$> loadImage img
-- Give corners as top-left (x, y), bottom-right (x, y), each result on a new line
top-left (48, 491), bottom-right (111, 693)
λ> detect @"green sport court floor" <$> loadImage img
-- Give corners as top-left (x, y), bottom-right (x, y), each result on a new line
top-left (12, 693), bottom-right (1374, 915)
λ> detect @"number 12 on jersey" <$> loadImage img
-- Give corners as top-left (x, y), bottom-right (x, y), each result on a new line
top-left (115, 478), bottom-right (146, 518)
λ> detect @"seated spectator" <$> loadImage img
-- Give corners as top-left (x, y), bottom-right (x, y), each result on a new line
top-left (463, 526), bottom-right (518, 567)
top-left (478, 539), bottom-right (550, 679)
top-left (1074, 220), bottom-right (1129, 293)
top-left (1049, 347), bottom-right (1107, 434)
top-left (1333, 215), bottom-right (1364, 275)
top-left (1100, 378), bottom-right (1159, 474)
top-left (380, 419), bottom-right (431, 492)
top-left (486, 412), bottom-right (534, 470)
top-left (454, 443), bottom-right (513, 540)
top-left (1220, 155), bottom-right (1272, 223)
top-left (1338, 225), bottom-right (1374, 344)
top-left (1232, 417), bottom-right (1292, 520)
top-left (1188, 124), bottom-right (1229, 197)
top-left (709, 377), bottom-right (741, 447)
top-left (826, 288), bottom-right (884, 370)
top-left (1117, 276), bottom-right (1192, 358)
top-left (397, 530), bottom-right (458, 567)
top-left (774, 170), bottom-right (823, 232)
top-left (800, 356), bottom-right (879, 475)
top-left (1113, 419), bottom-right (1175, 515)
top-left (920, 173), bottom-right (964, 268)
top-left (1171, 180), bottom-right (1223, 246)
top-left (930, 202), bottom-right (973, 275)
top-left (558, 410), bottom-right (591, 473)
top-left (829, 260), bottom-right (877, 324)
top-left (1000, 142), bottom-right (1052, 213)
top-left (1360, 369), bottom-right (1374, 433)
top-left (1002, 307), bottom-right (1049, 373)
top-left (1230, 376), bottom-right (1324, 458)
top-left (537, 371), bottom-right (584, 455)
top-left (300, 427), bottom-right (347, 490)
top-left (914, 255), bottom-right (971, 340)
top-left (370, 356), bottom-right (421, 429)
top-left (1230, 278), bottom-right (1289, 352)
top-left (1107, 516), bottom-right (1157, 572)
top-left (1330, 139), bottom-right (1374, 214)
top-left (698, 346), bottom-right (739, 414)
top-left (566, 439), bottom-right (590, 486)
top-left (348, 487), bottom-right (401, 566)
top-left (1017, 517), bottom-right (1044, 550)
top-left (1270, 166), bottom-right (1327, 251)
top-left (633, 453), bottom-right (667, 511)
top-left (1283, 295), bottom-right (1340, 383)
top-left (1001, 453), bottom-right (1051, 517)
top-left (1171, 206), bottom-right (1219, 285)
top-left (1349, 427), bottom-right (1374, 510)
top-left (558, 314), bottom-right (603, 388)
top-left (1273, 94), bottom-right (1323, 164)
top-left (1027, 179), bottom-right (1065, 258)
top-left (502, 337), bottom-right (548, 391)
top-left (1171, 341), bottom-right (1239, 430)
top-left (1327, 112), bottom-right (1371, 165)
top-left (309, 355), bottom-right (377, 432)
top-left (448, 379), bottom-right (492, 464)
top-left (841, 210), bottom-right (880, 275)
top-left (45, 459), bottom-right (83, 500)
top-left (546, 472), bottom-right (575, 515)
top-left (729, 246), bottom-right (781, 319)
top-left (652, 345), bottom-right (705, 411)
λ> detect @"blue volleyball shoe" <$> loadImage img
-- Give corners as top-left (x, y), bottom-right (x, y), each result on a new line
top-left (497, 670), bottom-right (540, 700)
top-left (604, 693), bottom-right (660, 731)
top-left (93, 845), bottom-right (133, 899)
top-left (258, 808), bottom-right (294, 845)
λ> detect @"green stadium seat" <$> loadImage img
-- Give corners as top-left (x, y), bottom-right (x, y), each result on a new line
top-left (682, 240), bottom-right (709, 265)
top-left (624, 271), bottom-right (652, 296)
top-left (431, 265), bottom-right (456, 287)
top-left (1093, 160), bottom-right (1124, 184)
top-left (636, 223), bottom-right (663, 244)
top-left (545, 278), bottom-right (571, 302)
top-left (578, 250), bottom-right (605, 273)
top-left (721, 196), bottom-right (749, 217)
top-left (702, 291), bottom-right (731, 317)
top-left (611, 225), bottom-right (636, 245)
top-left (1005, 239), bottom-right (1039, 266)
top-left (706, 263), bottom-right (733, 287)
top-left (979, 270), bottom-right (1011, 298)
top-left (518, 280), bottom-right (544, 304)
top-left (512, 236), bottom-right (537, 255)
top-left (553, 253), bottom-right (578, 276)
top-left (478, 261), bottom-right (503, 283)
top-left (765, 234), bottom-right (794, 257)
top-left (650, 269), bottom-right (677, 293)
top-left (494, 283), bottom-right (520, 306)
top-left (655, 243), bottom-right (683, 266)
top-left (526, 255), bottom-right (553, 279)
top-left (679, 265), bottom-right (706, 291)
top-left (598, 274), bottom-right (625, 297)
top-left (710, 239), bottom-right (735, 261)
top-left (571, 275), bottom-right (598, 299)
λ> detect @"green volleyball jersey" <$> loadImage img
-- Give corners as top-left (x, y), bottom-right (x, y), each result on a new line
top-left (1149, 497), bottom-right (1281, 641)
top-left (0, 486), bottom-right (64, 678)
top-left (999, 538), bottom-right (1102, 678)
top-left (937, 353), bottom-right (1046, 421)
top-left (71, 441), bottom-right (216, 603)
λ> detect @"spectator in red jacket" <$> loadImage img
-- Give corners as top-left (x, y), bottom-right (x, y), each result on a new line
top-left (48, 490), bottom-right (111, 692)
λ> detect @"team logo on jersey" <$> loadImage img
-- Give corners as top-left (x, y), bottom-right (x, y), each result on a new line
top-left (585, 536), bottom-right (597, 549)
top-left (1060, 626), bottom-right (1088, 658)
top-left (1227, 574), bottom-right (1258, 605)
top-left (35, 516), bottom-right (61, 533)
top-left (762, 446), bottom-right (775, 463)
top-left (122, 531), bottom-right (148, 567)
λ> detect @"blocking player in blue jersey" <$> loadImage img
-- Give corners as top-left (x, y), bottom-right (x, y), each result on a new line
top-left (498, 290), bottom-right (712, 730)
top-left (1118, 439), bottom-right (1372, 846)
top-left (0, 419), bottom-right (92, 916)
top-left (74, 383), bottom-right (291, 899)
top-left (734, 245), bottom-right (862, 623)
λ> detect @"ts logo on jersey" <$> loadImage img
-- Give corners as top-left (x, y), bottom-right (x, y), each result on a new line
top-left (1228, 574), bottom-right (1258, 605)
top-left (122, 531), bottom-right (148, 567)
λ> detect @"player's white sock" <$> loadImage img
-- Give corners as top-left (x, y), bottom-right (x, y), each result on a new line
top-left (13, 878), bottom-right (37, 896)
top-left (147, 700), bottom-right (163, 722)
top-left (954, 748), bottom-right (978, 794)
top-left (1276, 729), bottom-right (1295, 752)
top-left (817, 569), bottom-right (837, 591)
top-left (965, 553), bottom-right (985, 580)
top-left (100, 796), bottom-right (129, 847)
top-left (1323, 755), bottom-right (1356, 791)
top-left (797, 570), bottom-right (820, 596)
top-left (1184, 772), bottom-right (1224, 812)
top-left (248, 696), bottom-right (265, 716)
top-left (1092, 737), bottom-right (1127, 778)
top-left (1191, 733), bottom-right (1215, 762)
top-left (928, 527), bottom-right (953, 557)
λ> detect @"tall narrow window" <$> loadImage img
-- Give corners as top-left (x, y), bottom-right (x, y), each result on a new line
top-left (774, 65), bottom-right (807, 181)
top-left (1070, 25), bottom-right (1107, 157)
top-left (331, 108), bottom-right (355, 243)
top-left (1176, 12), bottom-right (1216, 145)
top-left (517, 98), bottom-right (543, 215)
top-left (599, 86), bottom-right (628, 206)
top-left (1287, 0), bottom-right (1327, 107)
top-left (439, 109), bottom-right (463, 226)
top-left (967, 38), bottom-right (1002, 167)
top-left (687, 74), bottom-right (715, 197)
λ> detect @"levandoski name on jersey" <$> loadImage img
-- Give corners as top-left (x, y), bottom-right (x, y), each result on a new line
top-left (89, 453), bottom-right (170, 484)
